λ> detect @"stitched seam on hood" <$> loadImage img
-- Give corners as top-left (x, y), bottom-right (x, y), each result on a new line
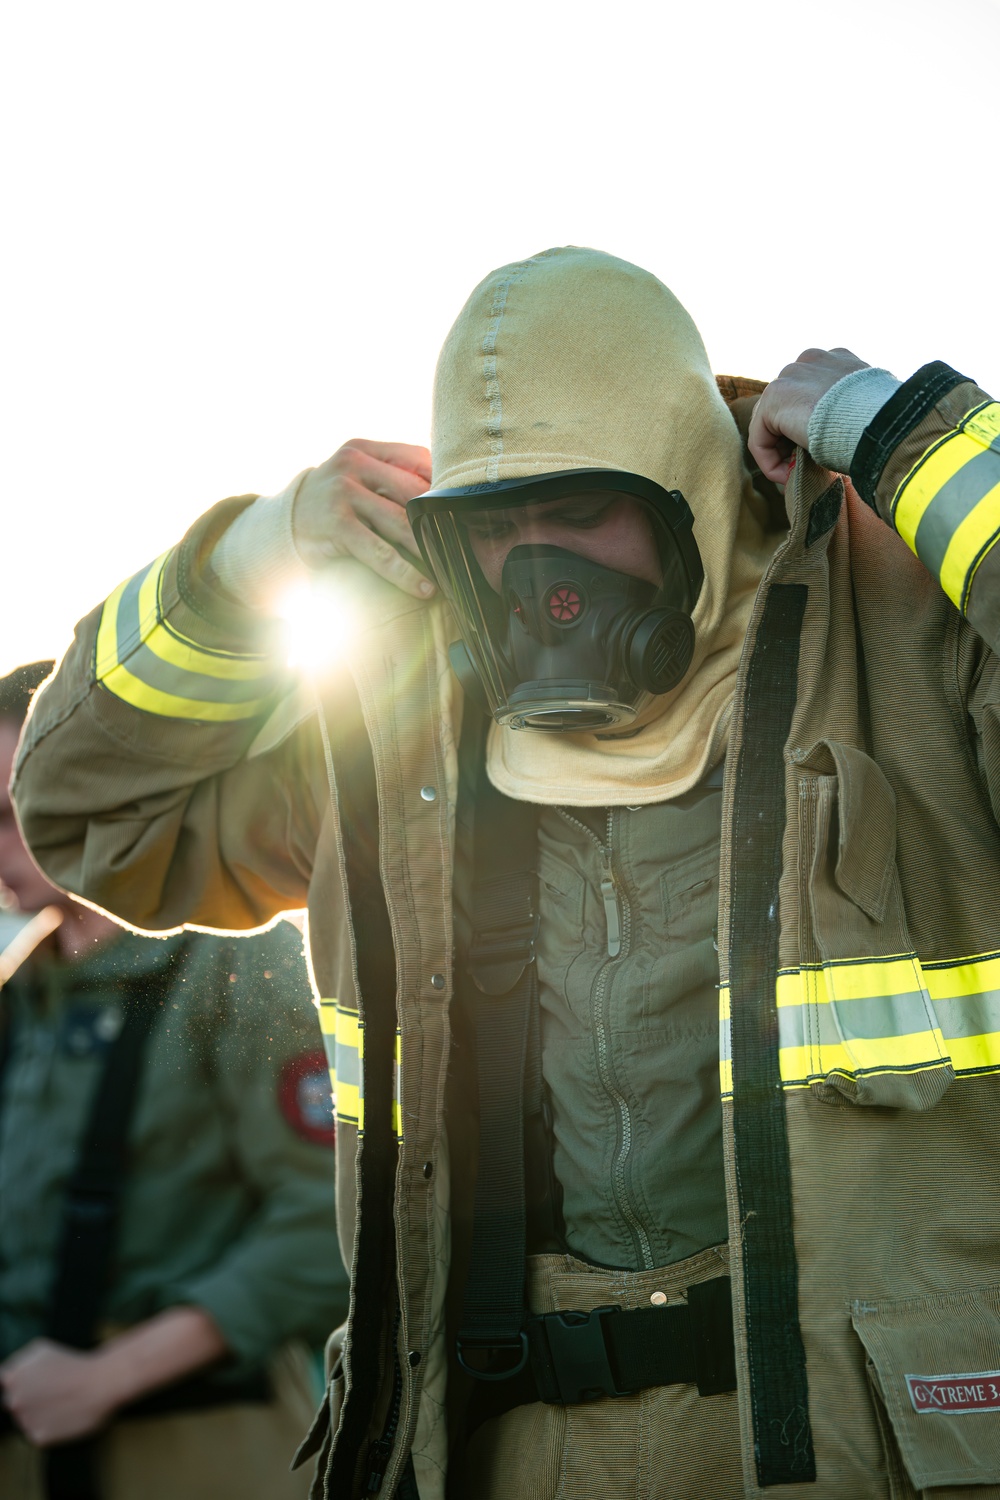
top-left (482, 260), bottom-right (535, 480)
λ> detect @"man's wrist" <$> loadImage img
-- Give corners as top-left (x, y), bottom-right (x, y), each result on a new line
top-left (209, 472), bottom-right (311, 611)
top-left (807, 366), bottom-right (902, 474)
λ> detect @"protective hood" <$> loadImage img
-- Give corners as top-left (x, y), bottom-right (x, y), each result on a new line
top-left (431, 245), bottom-right (780, 806)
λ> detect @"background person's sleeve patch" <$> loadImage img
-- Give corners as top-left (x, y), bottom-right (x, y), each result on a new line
top-left (279, 1050), bottom-right (336, 1146)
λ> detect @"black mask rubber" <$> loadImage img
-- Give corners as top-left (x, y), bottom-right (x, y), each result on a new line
top-left (452, 544), bottom-right (695, 731)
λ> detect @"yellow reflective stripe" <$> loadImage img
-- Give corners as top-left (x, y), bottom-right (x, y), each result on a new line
top-left (778, 1032), bottom-right (945, 1086)
top-left (333, 1004), bottom-right (363, 1129)
top-left (318, 999), bottom-right (402, 1139)
top-left (949, 1032), bottom-right (1000, 1072)
top-left (965, 403), bottom-right (1000, 451)
top-left (718, 987), bottom-right (732, 1099)
top-left (892, 429), bottom-right (986, 551)
top-left (99, 662), bottom-right (274, 721)
top-left (924, 952), bottom-right (1000, 1000)
top-left (136, 552), bottom-right (167, 641)
top-left (719, 950), bottom-right (1000, 1100)
top-left (775, 955), bottom-right (921, 1006)
top-left (95, 574), bottom-right (132, 679)
top-left (941, 479), bottom-right (1000, 610)
top-left (143, 618), bottom-right (274, 681)
top-left (892, 402), bottom-right (1000, 611)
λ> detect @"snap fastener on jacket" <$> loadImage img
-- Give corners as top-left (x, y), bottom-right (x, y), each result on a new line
top-left (408, 1350), bottom-right (421, 1367)
top-left (650, 1291), bottom-right (667, 1306)
top-left (430, 973), bottom-right (445, 990)
top-left (422, 1160), bottom-right (433, 1180)
top-left (420, 785), bottom-right (437, 802)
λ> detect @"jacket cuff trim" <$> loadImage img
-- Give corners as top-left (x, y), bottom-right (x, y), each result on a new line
top-left (94, 547), bottom-right (282, 722)
top-left (850, 361), bottom-right (970, 509)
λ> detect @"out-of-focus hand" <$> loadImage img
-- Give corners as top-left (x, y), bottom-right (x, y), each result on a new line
top-left (0, 1307), bottom-right (228, 1447)
top-left (0, 1339), bottom-right (116, 1445)
top-left (749, 348), bottom-right (870, 484)
top-left (293, 439), bottom-right (435, 599)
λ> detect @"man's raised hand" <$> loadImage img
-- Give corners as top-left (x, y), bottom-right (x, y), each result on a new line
top-left (749, 348), bottom-right (870, 484)
top-left (293, 439), bottom-right (434, 599)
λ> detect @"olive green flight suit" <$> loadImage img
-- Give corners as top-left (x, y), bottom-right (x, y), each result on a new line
top-left (460, 774), bottom-right (744, 1498)
top-left (0, 920), bottom-right (348, 1500)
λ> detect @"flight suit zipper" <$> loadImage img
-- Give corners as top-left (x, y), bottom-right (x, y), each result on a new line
top-left (555, 807), bottom-right (654, 1269)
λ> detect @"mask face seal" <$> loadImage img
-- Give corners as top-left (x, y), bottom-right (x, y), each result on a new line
top-left (409, 470), bottom-right (704, 733)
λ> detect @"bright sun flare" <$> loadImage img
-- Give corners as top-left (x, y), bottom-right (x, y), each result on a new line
top-left (277, 579), bottom-right (359, 675)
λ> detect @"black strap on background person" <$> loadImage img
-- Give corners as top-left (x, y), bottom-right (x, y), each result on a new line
top-left (41, 960), bottom-right (176, 1500)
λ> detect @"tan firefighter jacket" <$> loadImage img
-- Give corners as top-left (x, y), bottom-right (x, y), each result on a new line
top-left (12, 363), bottom-right (1000, 1498)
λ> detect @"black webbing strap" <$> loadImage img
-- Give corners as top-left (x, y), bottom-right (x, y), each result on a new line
top-left (525, 1275), bottom-right (736, 1406)
top-left (456, 760), bottom-right (540, 1376)
top-left (43, 957), bottom-right (175, 1500)
top-left (728, 583), bottom-right (816, 1486)
top-left (315, 670), bottom-right (402, 1498)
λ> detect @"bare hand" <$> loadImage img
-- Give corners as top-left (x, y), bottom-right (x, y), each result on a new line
top-left (0, 1339), bottom-right (117, 1445)
top-left (293, 438), bottom-right (434, 599)
top-left (0, 1308), bottom-right (227, 1448)
top-left (749, 348), bottom-right (870, 483)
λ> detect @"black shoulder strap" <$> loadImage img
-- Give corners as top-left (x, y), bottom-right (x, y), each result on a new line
top-left (42, 949), bottom-right (177, 1500)
top-left (456, 748), bottom-right (540, 1377)
top-left (45, 955), bottom-right (176, 1348)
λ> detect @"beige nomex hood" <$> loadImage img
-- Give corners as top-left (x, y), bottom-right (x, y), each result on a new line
top-left (431, 245), bottom-right (779, 806)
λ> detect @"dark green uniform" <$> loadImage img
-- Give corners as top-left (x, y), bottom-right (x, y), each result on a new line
top-left (0, 919), bottom-right (348, 1381)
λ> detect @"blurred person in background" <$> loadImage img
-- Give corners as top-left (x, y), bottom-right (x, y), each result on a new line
top-left (11, 247), bottom-right (1000, 1500)
top-left (0, 662), bottom-right (349, 1500)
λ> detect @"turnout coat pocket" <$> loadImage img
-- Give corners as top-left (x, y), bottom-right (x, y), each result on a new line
top-left (852, 1285), bottom-right (1000, 1493)
top-left (793, 739), bottom-right (954, 1110)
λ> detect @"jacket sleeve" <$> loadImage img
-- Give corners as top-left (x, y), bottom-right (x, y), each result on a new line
top-left (850, 362), bottom-right (1000, 654)
top-left (850, 364), bottom-right (1000, 822)
top-left (11, 497), bottom-right (327, 932)
top-left (169, 925), bottom-right (350, 1362)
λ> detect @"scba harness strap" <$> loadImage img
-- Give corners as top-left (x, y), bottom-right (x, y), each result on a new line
top-left (456, 734), bottom-right (737, 1408)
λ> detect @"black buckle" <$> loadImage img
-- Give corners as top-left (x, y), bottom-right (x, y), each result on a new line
top-left (529, 1305), bottom-right (623, 1405)
top-left (469, 910), bottom-right (540, 996)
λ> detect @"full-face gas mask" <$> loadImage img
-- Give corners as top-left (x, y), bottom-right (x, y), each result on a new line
top-left (408, 470), bottom-right (704, 732)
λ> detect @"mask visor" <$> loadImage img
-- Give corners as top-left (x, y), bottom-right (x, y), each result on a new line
top-left (409, 471), bottom-right (703, 732)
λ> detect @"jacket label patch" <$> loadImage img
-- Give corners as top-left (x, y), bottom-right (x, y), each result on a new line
top-left (906, 1373), bottom-right (1000, 1413)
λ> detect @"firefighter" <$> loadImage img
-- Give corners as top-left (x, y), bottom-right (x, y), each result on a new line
top-left (0, 664), bottom-right (349, 1499)
top-left (11, 247), bottom-right (1000, 1499)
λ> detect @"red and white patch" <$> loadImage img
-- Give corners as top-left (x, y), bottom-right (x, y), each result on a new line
top-left (907, 1373), bottom-right (1000, 1414)
top-left (279, 1051), bottom-right (335, 1147)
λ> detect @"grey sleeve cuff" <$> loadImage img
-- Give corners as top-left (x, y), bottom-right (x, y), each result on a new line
top-left (210, 471), bottom-right (311, 611)
top-left (806, 367), bottom-right (902, 474)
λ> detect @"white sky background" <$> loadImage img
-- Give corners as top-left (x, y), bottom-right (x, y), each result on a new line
top-left (2, 0), bottom-right (999, 674)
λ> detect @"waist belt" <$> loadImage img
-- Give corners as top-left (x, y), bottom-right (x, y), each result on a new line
top-left (529, 1276), bottom-right (736, 1403)
top-left (463, 1273), bottom-right (736, 1408)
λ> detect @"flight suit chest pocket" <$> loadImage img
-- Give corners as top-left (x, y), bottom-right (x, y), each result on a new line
top-left (536, 849), bottom-right (590, 1019)
top-left (853, 1286), bottom-right (1000, 1493)
top-left (793, 740), bottom-right (952, 1110)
